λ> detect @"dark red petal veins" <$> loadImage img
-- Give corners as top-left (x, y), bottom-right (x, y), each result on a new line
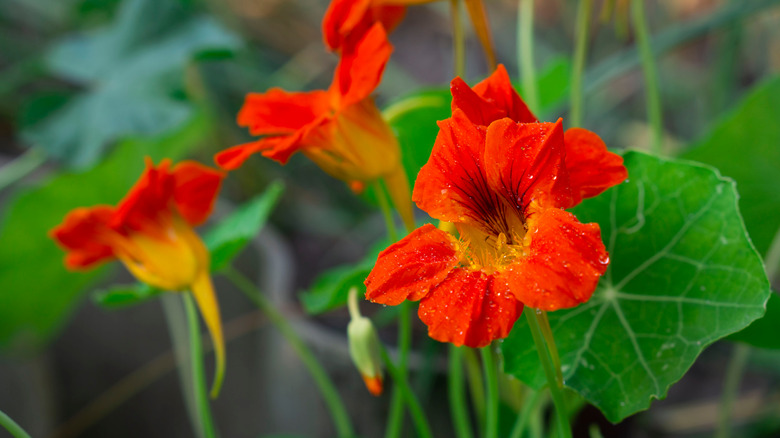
top-left (563, 128), bottom-right (628, 207)
top-left (365, 224), bottom-right (461, 305)
top-left (484, 118), bottom-right (573, 212)
top-left (504, 207), bottom-right (608, 311)
top-left (418, 268), bottom-right (523, 348)
top-left (172, 161), bottom-right (224, 227)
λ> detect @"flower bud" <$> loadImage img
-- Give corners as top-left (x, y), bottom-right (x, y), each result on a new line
top-left (347, 287), bottom-right (384, 396)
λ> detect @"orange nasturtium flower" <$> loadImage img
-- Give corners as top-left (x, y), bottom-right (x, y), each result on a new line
top-left (365, 65), bottom-right (628, 348)
top-left (51, 159), bottom-right (227, 397)
top-left (216, 23), bottom-right (414, 230)
top-left (323, 0), bottom-right (496, 69)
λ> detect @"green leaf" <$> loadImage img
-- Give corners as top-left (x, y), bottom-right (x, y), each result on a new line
top-left (0, 112), bottom-right (212, 354)
top-left (502, 151), bottom-right (770, 423)
top-left (301, 240), bottom-right (388, 315)
top-left (727, 292), bottom-right (780, 349)
top-left (22, 0), bottom-right (239, 168)
top-left (682, 75), bottom-right (780, 258)
top-left (203, 182), bottom-right (284, 272)
top-left (93, 283), bottom-right (161, 309)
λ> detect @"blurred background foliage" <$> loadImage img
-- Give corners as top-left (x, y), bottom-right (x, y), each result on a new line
top-left (1, 0), bottom-right (780, 437)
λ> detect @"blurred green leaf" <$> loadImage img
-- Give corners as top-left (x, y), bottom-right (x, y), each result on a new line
top-left (93, 283), bottom-right (161, 309)
top-left (728, 292), bottom-right (780, 349)
top-left (204, 182), bottom-right (284, 272)
top-left (22, 0), bottom-right (239, 168)
top-left (682, 76), bottom-right (780, 257)
top-left (520, 56), bottom-right (571, 116)
top-left (301, 240), bottom-right (389, 315)
top-left (502, 152), bottom-right (770, 423)
top-left (0, 111), bottom-right (212, 354)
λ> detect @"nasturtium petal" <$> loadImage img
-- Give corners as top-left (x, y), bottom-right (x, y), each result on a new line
top-left (501, 151), bottom-right (770, 423)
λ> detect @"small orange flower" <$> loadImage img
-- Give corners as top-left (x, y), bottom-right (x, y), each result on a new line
top-left (323, 0), bottom-right (496, 69)
top-left (365, 66), bottom-right (627, 348)
top-left (216, 24), bottom-right (414, 230)
top-left (51, 158), bottom-right (227, 397)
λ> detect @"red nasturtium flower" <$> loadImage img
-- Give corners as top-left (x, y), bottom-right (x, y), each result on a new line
top-left (216, 23), bottom-right (414, 230)
top-left (50, 159), bottom-right (227, 397)
top-left (323, 0), bottom-right (496, 69)
top-left (365, 65), bottom-right (628, 348)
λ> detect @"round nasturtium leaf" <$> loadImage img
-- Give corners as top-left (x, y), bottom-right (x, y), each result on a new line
top-left (501, 151), bottom-right (771, 423)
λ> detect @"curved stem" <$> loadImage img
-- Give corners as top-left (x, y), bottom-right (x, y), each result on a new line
top-left (525, 308), bottom-right (572, 438)
top-left (631, 0), bottom-right (664, 155)
top-left (481, 346), bottom-right (499, 438)
top-left (449, 346), bottom-right (474, 438)
top-left (385, 301), bottom-right (412, 438)
top-left (183, 293), bottom-right (217, 438)
top-left (0, 148), bottom-right (46, 192)
top-left (380, 344), bottom-right (434, 438)
top-left (463, 347), bottom-right (486, 431)
top-left (717, 343), bottom-right (750, 438)
top-left (451, 0), bottom-right (466, 78)
top-left (509, 389), bottom-right (546, 438)
top-left (570, 0), bottom-right (593, 127)
top-left (538, 311), bottom-right (563, 385)
top-left (518, 0), bottom-right (540, 112)
top-left (373, 180), bottom-right (398, 242)
top-left (0, 409), bottom-right (31, 438)
top-left (223, 268), bottom-right (354, 438)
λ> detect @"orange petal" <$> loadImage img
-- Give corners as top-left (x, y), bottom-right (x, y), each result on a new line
top-left (362, 374), bottom-right (384, 396)
top-left (483, 118), bottom-right (572, 211)
top-left (413, 111), bottom-right (493, 225)
top-left (418, 268), bottom-right (523, 348)
top-left (50, 206), bottom-right (116, 269)
top-left (237, 88), bottom-right (331, 137)
top-left (323, 0), bottom-right (405, 52)
top-left (503, 207), bottom-right (608, 311)
top-left (112, 158), bottom-right (175, 237)
top-left (365, 224), bottom-right (461, 305)
top-left (471, 65), bottom-right (536, 123)
top-left (172, 161), bottom-right (225, 227)
top-left (190, 272), bottom-right (226, 399)
top-left (463, 0), bottom-right (497, 71)
top-left (563, 128), bottom-right (627, 207)
top-left (331, 23), bottom-right (393, 107)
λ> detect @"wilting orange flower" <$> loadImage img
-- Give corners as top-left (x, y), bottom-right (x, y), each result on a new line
top-left (51, 158), bottom-right (227, 397)
top-left (365, 65), bottom-right (627, 348)
top-left (216, 24), bottom-right (414, 230)
top-left (323, 0), bottom-right (496, 69)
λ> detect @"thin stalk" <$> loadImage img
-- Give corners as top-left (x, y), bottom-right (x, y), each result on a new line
top-left (451, 0), bottom-right (466, 78)
top-left (372, 180), bottom-right (398, 242)
top-left (525, 308), bottom-right (572, 438)
top-left (223, 268), bottom-right (354, 438)
top-left (0, 409), bottom-right (31, 438)
top-left (380, 344), bottom-right (434, 438)
top-left (518, 0), bottom-right (540, 113)
top-left (0, 148), bottom-right (46, 192)
top-left (631, 0), bottom-right (664, 155)
top-left (481, 346), bottom-right (499, 438)
top-left (509, 389), bottom-right (546, 438)
top-left (537, 311), bottom-right (563, 385)
top-left (448, 346), bottom-right (474, 438)
top-left (183, 293), bottom-right (217, 438)
top-left (570, 0), bottom-right (594, 127)
top-left (764, 225), bottom-right (780, 281)
top-left (385, 301), bottom-right (412, 438)
top-left (463, 348), bottom-right (486, 431)
top-left (716, 344), bottom-right (750, 438)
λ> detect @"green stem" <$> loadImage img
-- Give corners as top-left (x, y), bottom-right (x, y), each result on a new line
top-left (481, 346), bottom-right (499, 438)
top-left (385, 301), bottom-right (412, 438)
top-left (518, 0), bottom-right (540, 113)
top-left (0, 148), bottom-right (46, 192)
top-left (509, 389), bottom-right (546, 438)
top-left (716, 343), bottom-right (750, 438)
top-left (451, 0), bottom-right (466, 78)
top-left (373, 180), bottom-right (398, 242)
top-left (763, 225), bottom-right (780, 281)
top-left (183, 293), bottom-right (217, 438)
top-left (0, 409), bottom-right (31, 438)
top-left (380, 344), bottom-right (434, 438)
top-left (464, 348), bottom-right (486, 431)
top-left (223, 268), bottom-right (354, 438)
top-left (525, 308), bottom-right (572, 438)
top-left (570, 0), bottom-right (593, 128)
top-left (537, 311), bottom-right (563, 385)
top-left (449, 346), bottom-right (474, 438)
top-left (631, 0), bottom-right (664, 155)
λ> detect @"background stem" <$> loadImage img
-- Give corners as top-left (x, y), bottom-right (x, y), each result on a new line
top-left (570, 0), bottom-right (593, 127)
top-left (717, 343), bottom-right (750, 438)
top-left (0, 409), bottom-right (31, 438)
top-left (183, 293), bottom-right (218, 438)
top-left (631, 0), bottom-right (664, 155)
top-left (451, 0), bottom-right (466, 78)
top-left (380, 344), bottom-right (434, 438)
top-left (448, 345), bottom-right (474, 438)
top-left (481, 346), bottom-right (499, 438)
top-left (518, 0), bottom-right (540, 112)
